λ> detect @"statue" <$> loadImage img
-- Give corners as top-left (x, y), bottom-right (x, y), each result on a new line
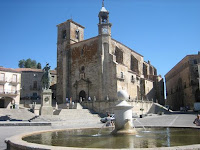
top-left (41, 63), bottom-right (51, 90)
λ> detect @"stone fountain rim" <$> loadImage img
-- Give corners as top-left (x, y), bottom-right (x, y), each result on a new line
top-left (5, 126), bottom-right (200, 150)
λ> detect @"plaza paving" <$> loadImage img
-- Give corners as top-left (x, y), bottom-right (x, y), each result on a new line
top-left (1, 112), bottom-right (199, 150)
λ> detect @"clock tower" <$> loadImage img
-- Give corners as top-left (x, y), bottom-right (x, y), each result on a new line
top-left (98, 0), bottom-right (112, 36)
top-left (97, 0), bottom-right (115, 101)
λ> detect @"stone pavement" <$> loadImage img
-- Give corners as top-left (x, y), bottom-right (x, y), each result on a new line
top-left (0, 113), bottom-right (199, 150)
top-left (0, 120), bottom-right (103, 150)
top-left (134, 113), bottom-right (200, 128)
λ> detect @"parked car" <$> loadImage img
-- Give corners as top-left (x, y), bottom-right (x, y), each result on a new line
top-left (100, 114), bottom-right (115, 123)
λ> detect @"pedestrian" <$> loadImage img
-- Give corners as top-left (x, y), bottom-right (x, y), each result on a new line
top-left (106, 113), bottom-right (112, 126)
top-left (193, 114), bottom-right (200, 126)
top-left (88, 96), bottom-right (91, 101)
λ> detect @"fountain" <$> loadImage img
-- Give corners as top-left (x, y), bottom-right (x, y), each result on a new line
top-left (112, 90), bottom-right (137, 135)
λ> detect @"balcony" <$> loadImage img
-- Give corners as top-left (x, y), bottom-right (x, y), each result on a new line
top-left (9, 80), bottom-right (20, 85)
top-left (116, 74), bottom-right (125, 81)
top-left (0, 78), bottom-right (7, 84)
top-left (0, 90), bottom-right (18, 97)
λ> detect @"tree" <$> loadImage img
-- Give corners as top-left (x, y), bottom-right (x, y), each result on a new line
top-left (18, 58), bottom-right (41, 69)
top-left (31, 60), bottom-right (37, 68)
top-left (18, 59), bottom-right (25, 68)
top-left (37, 63), bottom-right (42, 69)
top-left (25, 58), bottom-right (33, 68)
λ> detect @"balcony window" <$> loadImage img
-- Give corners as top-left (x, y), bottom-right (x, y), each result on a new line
top-left (0, 73), bottom-right (5, 81)
top-left (12, 74), bottom-right (17, 83)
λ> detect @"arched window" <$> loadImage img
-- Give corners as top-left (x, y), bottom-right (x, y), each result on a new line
top-left (75, 29), bottom-right (80, 40)
top-left (62, 30), bottom-right (66, 39)
top-left (81, 66), bottom-right (85, 73)
top-left (121, 72), bottom-right (124, 78)
top-left (115, 47), bottom-right (123, 64)
top-left (130, 55), bottom-right (139, 74)
top-left (131, 75), bottom-right (134, 81)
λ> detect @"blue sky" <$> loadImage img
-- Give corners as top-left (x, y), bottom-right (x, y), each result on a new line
top-left (0, 0), bottom-right (199, 78)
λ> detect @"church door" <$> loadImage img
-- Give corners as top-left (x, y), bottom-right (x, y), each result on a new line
top-left (79, 90), bottom-right (86, 101)
top-left (0, 99), bottom-right (5, 108)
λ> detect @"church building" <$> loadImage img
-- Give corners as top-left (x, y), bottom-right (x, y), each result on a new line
top-left (56, 2), bottom-right (164, 104)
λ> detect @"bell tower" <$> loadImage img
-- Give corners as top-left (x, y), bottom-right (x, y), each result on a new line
top-left (97, 0), bottom-right (115, 101)
top-left (56, 20), bottom-right (85, 103)
top-left (98, 0), bottom-right (112, 36)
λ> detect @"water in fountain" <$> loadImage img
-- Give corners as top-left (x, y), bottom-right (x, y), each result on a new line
top-left (134, 118), bottom-right (151, 133)
top-left (93, 123), bottom-right (106, 136)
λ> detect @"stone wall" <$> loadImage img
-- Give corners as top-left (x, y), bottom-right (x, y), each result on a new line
top-left (70, 38), bottom-right (100, 101)
top-left (82, 100), bottom-right (154, 116)
top-left (165, 53), bottom-right (200, 110)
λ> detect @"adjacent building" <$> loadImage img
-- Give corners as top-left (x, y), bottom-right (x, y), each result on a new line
top-left (16, 68), bottom-right (57, 103)
top-left (0, 67), bottom-right (21, 108)
top-left (56, 3), bottom-right (164, 104)
top-left (165, 52), bottom-right (200, 110)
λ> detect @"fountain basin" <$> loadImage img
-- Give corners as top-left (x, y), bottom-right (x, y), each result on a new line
top-left (5, 127), bottom-right (200, 150)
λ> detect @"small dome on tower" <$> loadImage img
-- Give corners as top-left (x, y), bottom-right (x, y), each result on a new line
top-left (100, 6), bottom-right (108, 12)
top-left (100, 0), bottom-right (108, 12)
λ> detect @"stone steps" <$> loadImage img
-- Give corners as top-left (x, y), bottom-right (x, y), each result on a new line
top-left (33, 108), bottom-right (101, 122)
top-left (0, 109), bottom-right (36, 121)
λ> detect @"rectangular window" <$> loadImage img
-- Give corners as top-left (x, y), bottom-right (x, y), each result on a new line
top-left (0, 73), bottom-right (5, 81)
top-left (194, 59), bottom-right (197, 64)
top-left (33, 81), bottom-right (37, 90)
top-left (12, 74), bottom-right (17, 83)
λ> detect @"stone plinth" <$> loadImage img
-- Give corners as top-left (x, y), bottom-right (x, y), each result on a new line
top-left (40, 89), bottom-right (53, 115)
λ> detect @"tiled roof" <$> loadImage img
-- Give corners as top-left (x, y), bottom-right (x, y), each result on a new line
top-left (16, 68), bottom-right (57, 74)
top-left (0, 67), bottom-right (21, 73)
top-left (50, 70), bottom-right (57, 74)
top-left (16, 68), bottom-right (43, 72)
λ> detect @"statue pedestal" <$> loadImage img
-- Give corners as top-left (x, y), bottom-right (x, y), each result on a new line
top-left (40, 89), bottom-right (53, 115)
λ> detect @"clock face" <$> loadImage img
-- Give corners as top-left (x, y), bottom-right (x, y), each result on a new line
top-left (102, 27), bottom-right (108, 34)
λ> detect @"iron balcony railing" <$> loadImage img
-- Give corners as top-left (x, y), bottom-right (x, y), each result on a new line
top-left (0, 77), bottom-right (7, 84)
top-left (116, 74), bottom-right (125, 81)
top-left (0, 90), bottom-right (18, 96)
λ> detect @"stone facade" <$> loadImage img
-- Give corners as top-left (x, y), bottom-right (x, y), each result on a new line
top-left (165, 52), bottom-right (200, 110)
top-left (0, 67), bottom-right (21, 108)
top-left (16, 68), bottom-right (57, 103)
top-left (56, 4), bottom-right (164, 104)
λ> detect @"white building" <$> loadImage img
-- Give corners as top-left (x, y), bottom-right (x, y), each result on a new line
top-left (0, 67), bottom-right (21, 108)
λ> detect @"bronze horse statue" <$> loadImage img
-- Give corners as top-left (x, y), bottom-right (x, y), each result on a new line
top-left (41, 63), bottom-right (51, 90)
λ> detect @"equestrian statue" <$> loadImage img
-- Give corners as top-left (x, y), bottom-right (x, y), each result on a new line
top-left (41, 63), bottom-right (51, 90)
